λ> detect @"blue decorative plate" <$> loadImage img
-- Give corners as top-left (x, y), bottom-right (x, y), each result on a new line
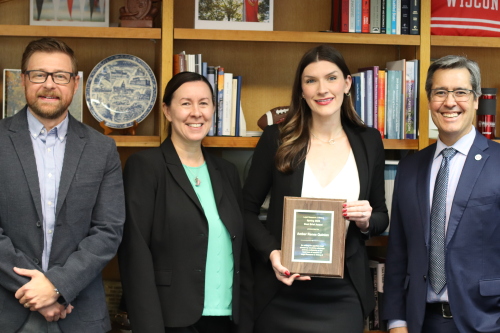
top-left (85, 54), bottom-right (157, 129)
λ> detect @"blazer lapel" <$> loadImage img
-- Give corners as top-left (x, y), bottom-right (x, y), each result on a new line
top-left (344, 126), bottom-right (369, 200)
top-left (8, 107), bottom-right (43, 222)
top-left (446, 132), bottom-right (489, 244)
top-left (161, 139), bottom-right (203, 212)
top-left (56, 116), bottom-right (86, 223)
top-left (204, 149), bottom-right (223, 206)
top-left (418, 145), bottom-right (435, 246)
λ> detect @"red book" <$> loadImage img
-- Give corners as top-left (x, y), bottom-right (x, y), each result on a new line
top-left (341, 0), bottom-right (349, 32)
top-left (362, 0), bottom-right (370, 33)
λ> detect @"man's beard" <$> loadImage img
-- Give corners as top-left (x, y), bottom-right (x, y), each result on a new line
top-left (26, 91), bottom-right (69, 120)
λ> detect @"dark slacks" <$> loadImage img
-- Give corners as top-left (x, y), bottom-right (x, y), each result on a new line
top-left (16, 312), bottom-right (62, 333)
top-left (421, 305), bottom-right (459, 333)
top-left (165, 316), bottom-right (232, 333)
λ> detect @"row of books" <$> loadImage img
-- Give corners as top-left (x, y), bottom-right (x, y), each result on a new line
top-left (352, 59), bottom-right (419, 140)
top-left (331, 0), bottom-right (420, 35)
top-left (173, 52), bottom-right (247, 137)
top-left (365, 257), bottom-right (388, 331)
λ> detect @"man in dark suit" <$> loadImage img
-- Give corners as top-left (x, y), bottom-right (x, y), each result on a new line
top-left (0, 38), bottom-right (125, 332)
top-left (383, 55), bottom-right (500, 332)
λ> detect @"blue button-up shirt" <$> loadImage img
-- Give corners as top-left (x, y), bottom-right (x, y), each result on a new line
top-left (27, 110), bottom-right (68, 272)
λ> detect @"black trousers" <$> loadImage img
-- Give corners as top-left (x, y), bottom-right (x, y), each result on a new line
top-left (165, 316), bottom-right (232, 333)
top-left (16, 312), bottom-right (62, 333)
top-left (421, 305), bottom-right (459, 333)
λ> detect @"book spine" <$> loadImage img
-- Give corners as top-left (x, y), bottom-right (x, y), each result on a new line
top-left (365, 70), bottom-right (373, 127)
top-left (396, 0), bottom-right (401, 34)
top-left (234, 76), bottom-right (242, 136)
top-left (386, 70), bottom-right (398, 139)
top-left (341, 0), bottom-right (350, 32)
top-left (377, 70), bottom-right (386, 138)
top-left (230, 78), bottom-right (238, 136)
top-left (372, 66), bottom-right (379, 130)
top-left (353, 74), bottom-right (362, 119)
top-left (380, 0), bottom-right (386, 33)
top-left (385, 0), bottom-right (392, 35)
top-left (202, 62), bottom-right (208, 78)
top-left (405, 61), bottom-right (416, 139)
top-left (222, 72), bottom-right (233, 136)
top-left (391, 0), bottom-right (397, 34)
top-left (394, 70), bottom-right (402, 139)
top-left (401, 0), bottom-right (410, 34)
top-left (355, 0), bottom-right (362, 32)
top-left (360, 72), bottom-right (366, 122)
top-left (207, 66), bottom-right (216, 136)
top-left (370, 0), bottom-right (381, 33)
top-left (173, 54), bottom-right (181, 75)
top-left (217, 67), bottom-right (224, 136)
top-left (361, 0), bottom-right (370, 33)
top-left (332, 0), bottom-right (341, 31)
top-left (349, 0), bottom-right (356, 32)
top-left (410, 0), bottom-right (419, 35)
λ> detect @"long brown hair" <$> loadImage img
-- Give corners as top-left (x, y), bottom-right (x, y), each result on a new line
top-left (275, 44), bottom-right (364, 173)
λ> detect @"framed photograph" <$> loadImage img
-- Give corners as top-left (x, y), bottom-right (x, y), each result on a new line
top-left (195, 0), bottom-right (273, 31)
top-left (30, 0), bottom-right (109, 27)
top-left (2, 69), bottom-right (84, 122)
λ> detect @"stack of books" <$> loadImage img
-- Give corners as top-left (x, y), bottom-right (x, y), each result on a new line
top-left (331, 0), bottom-right (420, 35)
top-left (351, 59), bottom-right (419, 139)
top-left (173, 51), bottom-right (246, 137)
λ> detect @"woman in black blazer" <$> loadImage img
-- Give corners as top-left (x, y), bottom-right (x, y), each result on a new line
top-left (119, 72), bottom-right (253, 333)
top-left (243, 45), bottom-right (389, 332)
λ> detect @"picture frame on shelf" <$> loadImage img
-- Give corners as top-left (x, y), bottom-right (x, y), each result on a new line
top-left (195, 0), bottom-right (273, 31)
top-left (2, 69), bottom-right (84, 122)
top-left (30, 0), bottom-right (110, 27)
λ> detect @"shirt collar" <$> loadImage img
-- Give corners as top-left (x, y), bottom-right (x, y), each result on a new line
top-left (27, 109), bottom-right (69, 142)
top-left (434, 125), bottom-right (476, 160)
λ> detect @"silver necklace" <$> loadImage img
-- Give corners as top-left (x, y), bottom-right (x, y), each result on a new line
top-left (184, 165), bottom-right (201, 186)
top-left (311, 128), bottom-right (343, 145)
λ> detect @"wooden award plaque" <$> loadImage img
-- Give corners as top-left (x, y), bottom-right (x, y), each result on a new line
top-left (281, 196), bottom-right (346, 278)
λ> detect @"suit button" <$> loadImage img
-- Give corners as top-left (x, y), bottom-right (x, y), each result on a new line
top-left (423, 275), bottom-right (427, 281)
top-left (236, 270), bottom-right (240, 274)
top-left (36, 221), bottom-right (42, 228)
top-left (200, 233), bottom-right (205, 237)
top-left (33, 258), bottom-right (39, 264)
top-left (232, 235), bottom-right (236, 240)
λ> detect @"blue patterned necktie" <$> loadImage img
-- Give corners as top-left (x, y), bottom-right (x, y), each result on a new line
top-left (429, 147), bottom-right (458, 294)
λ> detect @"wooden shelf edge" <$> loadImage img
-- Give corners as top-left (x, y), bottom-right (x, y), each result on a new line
top-left (175, 28), bottom-right (420, 46)
top-left (365, 235), bottom-right (388, 247)
top-left (201, 137), bottom-right (417, 149)
top-left (0, 25), bottom-right (161, 39)
top-left (111, 135), bottom-right (161, 147)
top-left (383, 139), bottom-right (418, 150)
top-left (202, 136), bottom-right (260, 148)
top-left (431, 35), bottom-right (500, 48)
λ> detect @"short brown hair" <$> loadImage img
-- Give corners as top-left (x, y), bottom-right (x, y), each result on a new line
top-left (21, 38), bottom-right (78, 74)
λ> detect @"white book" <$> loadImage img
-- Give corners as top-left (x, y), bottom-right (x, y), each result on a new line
top-left (222, 72), bottom-right (233, 136)
top-left (230, 78), bottom-right (238, 136)
top-left (239, 103), bottom-right (247, 137)
top-left (349, 0), bottom-right (355, 32)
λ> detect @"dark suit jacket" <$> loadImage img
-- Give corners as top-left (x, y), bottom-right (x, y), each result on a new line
top-left (118, 138), bottom-right (253, 333)
top-left (383, 129), bottom-right (500, 332)
top-left (243, 124), bottom-right (389, 319)
top-left (0, 107), bottom-right (125, 332)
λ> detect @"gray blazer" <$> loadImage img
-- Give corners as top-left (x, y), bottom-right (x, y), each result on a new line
top-left (0, 107), bottom-right (125, 333)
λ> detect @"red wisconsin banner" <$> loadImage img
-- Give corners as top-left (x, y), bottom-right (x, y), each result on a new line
top-left (431, 0), bottom-right (500, 37)
top-left (245, 0), bottom-right (259, 22)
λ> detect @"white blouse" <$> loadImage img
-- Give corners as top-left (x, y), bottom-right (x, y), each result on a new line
top-left (301, 150), bottom-right (360, 233)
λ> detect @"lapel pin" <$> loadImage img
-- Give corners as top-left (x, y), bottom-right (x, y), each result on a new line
top-left (475, 154), bottom-right (482, 161)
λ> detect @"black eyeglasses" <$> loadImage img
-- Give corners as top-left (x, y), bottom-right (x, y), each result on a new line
top-left (430, 89), bottom-right (475, 102)
top-left (25, 70), bottom-right (76, 85)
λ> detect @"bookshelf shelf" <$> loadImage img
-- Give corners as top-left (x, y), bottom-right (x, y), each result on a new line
top-left (175, 28), bottom-right (420, 46)
top-left (0, 24), bottom-right (161, 39)
top-left (202, 137), bottom-right (417, 149)
top-left (111, 136), bottom-right (161, 147)
top-left (432, 35), bottom-right (500, 48)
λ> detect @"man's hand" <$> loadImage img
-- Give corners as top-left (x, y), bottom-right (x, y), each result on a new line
top-left (390, 327), bottom-right (409, 333)
top-left (14, 267), bottom-right (59, 310)
top-left (38, 303), bottom-right (74, 322)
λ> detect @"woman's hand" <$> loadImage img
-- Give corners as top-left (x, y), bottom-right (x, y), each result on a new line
top-left (343, 200), bottom-right (372, 232)
top-left (269, 250), bottom-right (311, 286)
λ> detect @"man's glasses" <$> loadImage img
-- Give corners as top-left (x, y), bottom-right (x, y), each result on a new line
top-left (25, 70), bottom-right (76, 85)
top-left (430, 89), bottom-right (475, 102)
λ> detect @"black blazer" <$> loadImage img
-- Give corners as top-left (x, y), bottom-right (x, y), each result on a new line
top-left (243, 124), bottom-right (389, 318)
top-left (118, 138), bottom-right (253, 332)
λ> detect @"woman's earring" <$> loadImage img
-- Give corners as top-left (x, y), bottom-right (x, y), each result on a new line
top-left (345, 92), bottom-right (351, 97)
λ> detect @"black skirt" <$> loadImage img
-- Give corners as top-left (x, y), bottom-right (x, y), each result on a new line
top-left (254, 272), bottom-right (364, 333)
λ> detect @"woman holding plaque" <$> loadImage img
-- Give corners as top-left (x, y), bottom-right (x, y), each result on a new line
top-left (243, 44), bottom-right (389, 332)
top-left (119, 72), bottom-right (253, 333)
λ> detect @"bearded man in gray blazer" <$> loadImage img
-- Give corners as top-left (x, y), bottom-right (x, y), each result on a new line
top-left (0, 38), bottom-right (125, 332)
